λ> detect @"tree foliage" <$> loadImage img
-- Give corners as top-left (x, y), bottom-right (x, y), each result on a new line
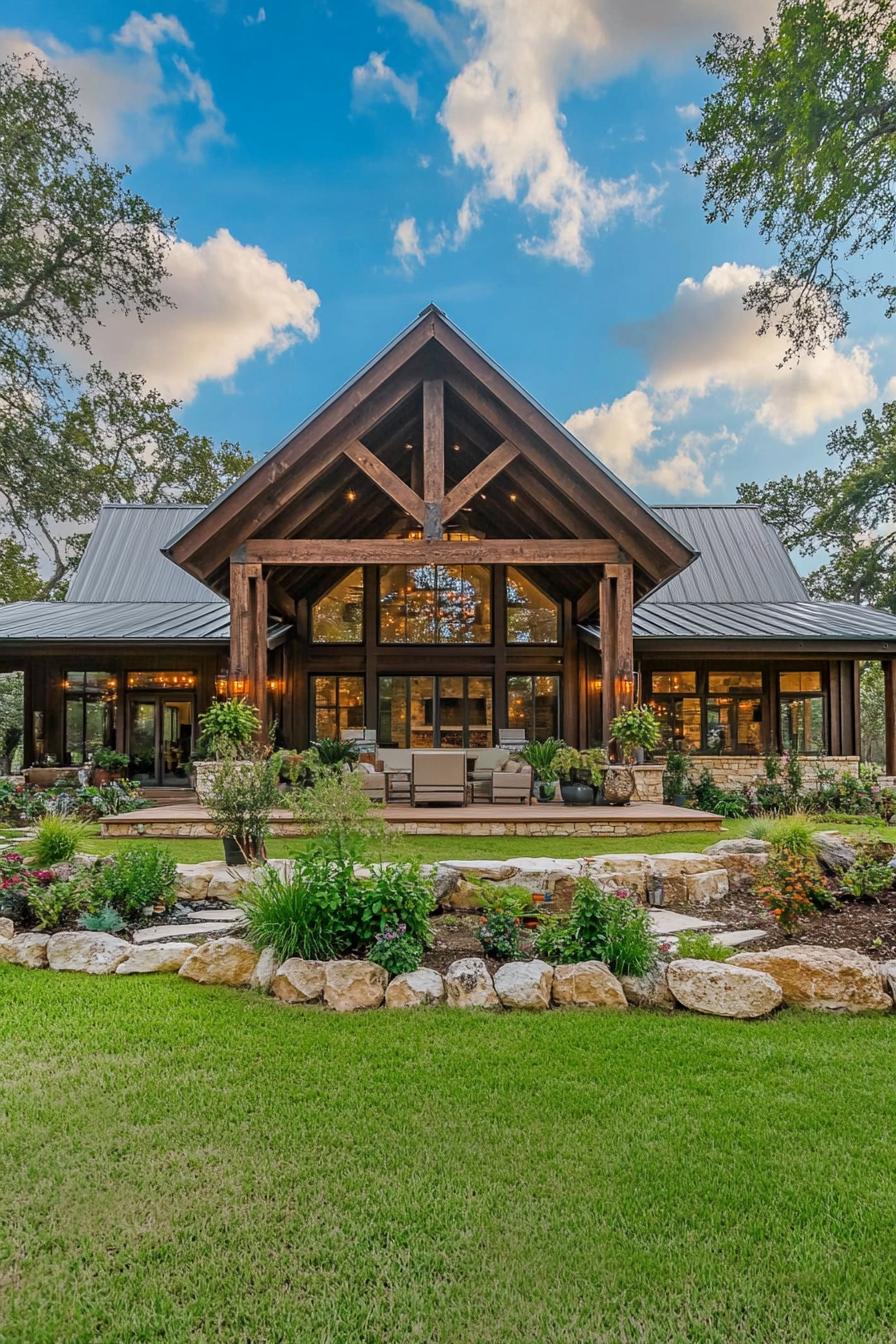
top-left (738, 400), bottom-right (896, 611)
top-left (688, 0), bottom-right (896, 356)
top-left (0, 54), bottom-right (252, 598)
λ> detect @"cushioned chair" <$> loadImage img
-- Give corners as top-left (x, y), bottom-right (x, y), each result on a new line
top-left (491, 760), bottom-right (533, 805)
top-left (353, 761), bottom-right (385, 804)
top-left (498, 728), bottom-right (528, 750)
top-left (379, 749), bottom-right (412, 803)
top-left (411, 750), bottom-right (469, 806)
top-left (468, 747), bottom-right (510, 802)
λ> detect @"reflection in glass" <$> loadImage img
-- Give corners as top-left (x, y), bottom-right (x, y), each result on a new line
top-left (506, 568), bottom-right (559, 644)
top-left (507, 674), bottom-right (560, 740)
top-left (312, 570), bottom-right (363, 643)
top-left (379, 565), bottom-right (491, 643)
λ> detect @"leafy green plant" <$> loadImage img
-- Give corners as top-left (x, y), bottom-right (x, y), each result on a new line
top-left (841, 848), bottom-right (894, 901)
top-left (518, 737), bottom-right (563, 783)
top-left (754, 812), bottom-right (816, 857)
top-left (28, 876), bottom-right (93, 930)
top-left (610, 705), bottom-right (662, 763)
top-left (241, 852), bottom-right (359, 962)
top-left (304, 737), bottom-right (360, 775)
top-left (367, 923), bottom-right (423, 975)
top-left (353, 862), bottom-right (435, 949)
top-left (196, 697), bottom-right (260, 760)
top-left (580, 746), bottom-right (608, 787)
top-left (476, 886), bottom-right (530, 961)
top-left (205, 753), bottom-right (283, 861)
top-left (757, 852), bottom-right (829, 932)
top-left (92, 747), bottom-right (130, 772)
top-left (533, 879), bottom-right (657, 976)
top-left (29, 814), bottom-right (89, 866)
top-left (674, 929), bottom-right (732, 962)
top-left (552, 746), bottom-right (583, 780)
top-left (78, 903), bottom-right (126, 934)
top-left (291, 769), bottom-right (384, 863)
top-left (92, 844), bottom-right (177, 920)
top-left (663, 750), bottom-right (691, 802)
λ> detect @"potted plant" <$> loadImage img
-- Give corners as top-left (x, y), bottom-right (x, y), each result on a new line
top-left (92, 747), bottom-right (130, 785)
top-left (604, 705), bottom-right (662, 806)
top-left (519, 737), bottom-right (562, 803)
top-left (204, 751), bottom-right (282, 864)
top-left (192, 697), bottom-right (262, 802)
top-left (581, 746), bottom-right (608, 800)
top-left (663, 749), bottom-right (691, 807)
top-left (553, 746), bottom-right (594, 806)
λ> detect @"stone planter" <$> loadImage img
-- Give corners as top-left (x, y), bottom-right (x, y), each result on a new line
top-left (602, 765), bottom-right (635, 805)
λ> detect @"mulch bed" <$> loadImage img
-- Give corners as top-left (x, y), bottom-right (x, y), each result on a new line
top-left (677, 887), bottom-right (896, 962)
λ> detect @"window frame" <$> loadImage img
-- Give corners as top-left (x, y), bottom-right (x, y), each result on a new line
top-left (376, 564), bottom-right (494, 647)
top-left (309, 674), bottom-right (366, 741)
top-left (505, 672), bottom-right (561, 742)
top-left (777, 669), bottom-right (827, 754)
top-left (63, 670), bottom-right (116, 766)
top-left (376, 674), bottom-right (495, 749)
top-left (310, 569), bottom-right (365, 645)
top-left (505, 567), bottom-right (561, 646)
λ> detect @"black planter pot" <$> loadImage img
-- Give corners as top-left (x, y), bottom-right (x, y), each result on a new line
top-left (222, 835), bottom-right (245, 866)
top-left (560, 779), bottom-right (594, 806)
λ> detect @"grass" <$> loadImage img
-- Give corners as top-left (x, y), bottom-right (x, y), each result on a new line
top-left (0, 967), bottom-right (894, 1343)
top-left (13, 816), bottom-right (896, 866)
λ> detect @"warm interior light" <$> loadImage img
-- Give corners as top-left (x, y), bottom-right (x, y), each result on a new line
top-left (229, 676), bottom-right (248, 697)
top-left (452, 443), bottom-right (461, 452)
top-left (266, 677), bottom-right (284, 694)
top-left (346, 488), bottom-right (357, 502)
top-left (509, 492), bottom-right (518, 502)
top-left (214, 674), bottom-right (229, 698)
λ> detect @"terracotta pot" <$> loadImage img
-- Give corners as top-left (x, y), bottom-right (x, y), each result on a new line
top-left (602, 765), bottom-right (635, 806)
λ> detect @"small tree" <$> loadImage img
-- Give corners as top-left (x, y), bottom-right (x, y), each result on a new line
top-left (290, 770), bottom-right (384, 863)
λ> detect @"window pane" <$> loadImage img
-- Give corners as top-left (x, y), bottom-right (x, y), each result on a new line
top-left (780, 696), bottom-right (825, 752)
top-left (652, 696), bottom-right (701, 752)
top-left (779, 671), bottom-right (822, 693)
top-left (466, 677), bottom-right (493, 749)
top-left (438, 675), bottom-right (465, 747)
top-left (378, 676), bottom-right (408, 748)
top-left (311, 675), bottom-right (364, 741)
top-left (507, 675), bottom-right (532, 734)
top-left (506, 674), bottom-right (559, 740)
top-left (506, 568), bottom-right (559, 644)
top-left (651, 671), bottom-right (696, 694)
top-left (437, 566), bottom-right (491, 644)
top-left (338, 677), bottom-right (365, 734)
top-left (312, 569), bottom-right (363, 643)
top-left (706, 696), bottom-right (762, 754)
top-left (126, 671), bottom-right (197, 690)
top-left (410, 676), bottom-right (434, 747)
top-left (708, 671), bottom-right (762, 692)
top-left (380, 565), bottom-right (490, 643)
top-left (65, 698), bottom-right (85, 765)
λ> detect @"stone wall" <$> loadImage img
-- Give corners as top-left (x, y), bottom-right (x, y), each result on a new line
top-left (685, 755), bottom-right (859, 791)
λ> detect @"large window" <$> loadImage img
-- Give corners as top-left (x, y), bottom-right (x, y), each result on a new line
top-left (649, 671), bottom-right (701, 752)
top-left (63, 671), bottom-right (116, 765)
top-left (779, 671), bottom-right (825, 752)
top-left (378, 675), bottom-right (493, 748)
top-left (311, 570), bottom-right (363, 643)
top-left (506, 569), bottom-right (559, 644)
top-left (706, 670), bottom-right (763, 755)
top-left (310, 676), bottom-right (364, 740)
top-left (379, 565), bottom-right (491, 644)
top-left (507, 674), bottom-right (560, 741)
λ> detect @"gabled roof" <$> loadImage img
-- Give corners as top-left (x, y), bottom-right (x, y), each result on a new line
top-left (164, 305), bottom-right (698, 600)
top-left (68, 504), bottom-right (221, 603)
top-left (0, 601), bottom-right (230, 642)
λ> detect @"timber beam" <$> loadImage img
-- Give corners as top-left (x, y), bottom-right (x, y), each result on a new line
top-left (238, 539), bottom-right (625, 566)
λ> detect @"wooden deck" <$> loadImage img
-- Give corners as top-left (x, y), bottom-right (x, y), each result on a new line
top-left (101, 800), bottom-right (722, 840)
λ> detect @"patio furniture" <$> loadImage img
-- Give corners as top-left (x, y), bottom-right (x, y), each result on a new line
top-left (379, 749), bottom-right (412, 803)
top-left (411, 750), bottom-right (469, 806)
top-left (468, 747), bottom-right (510, 802)
top-left (491, 760), bottom-right (533, 805)
top-left (353, 761), bottom-right (386, 804)
top-left (343, 727), bottom-right (377, 755)
top-left (498, 728), bottom-right (528, 750)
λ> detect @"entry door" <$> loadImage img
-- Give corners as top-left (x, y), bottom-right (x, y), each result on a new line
top-left (127, 696), bottom-right (194, 786)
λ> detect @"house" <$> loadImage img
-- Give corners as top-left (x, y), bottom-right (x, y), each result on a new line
top-left (2, 305), bottom-right (896, 788)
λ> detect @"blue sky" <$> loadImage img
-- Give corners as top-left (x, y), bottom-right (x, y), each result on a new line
top-left (4, 0), bottom-right (890, 504)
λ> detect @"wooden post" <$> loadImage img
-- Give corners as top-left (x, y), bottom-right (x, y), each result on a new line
top-left (562, 597), bottom-right (578, 744)
top-left (229, 559), bottom-right (267, 731)
top-left (422, 379), bottom-right (444, 539)
top-left (363, 566), bottom-right (378, 738)
top-left (884, 659), bottom-right (896, 776)
top-left (612, 561), bottom-right (634, 714)
top-left (493, 565), bottom-right (507, 745)
top-left (599, 571), bottom-right (616, 748)
top-left (250, 565), bottom-right (268, 733)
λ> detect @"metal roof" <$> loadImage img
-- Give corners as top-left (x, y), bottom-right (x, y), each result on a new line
top-left (0, 601), bottom-right (230, 642)
top-left (67, 504), bottom-right (220, 603)
top-left (630, 601), bottom-right (896, 642)
top-left (645, 506), bottom-right (808, 605)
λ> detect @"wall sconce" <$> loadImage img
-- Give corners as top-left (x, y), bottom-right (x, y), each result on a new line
top-left (215, 674), bottom-right (229, 698)
top-left (266, 677), bottom-right (284, 694)
top-left (229, 676), bottom-right (248, 697)
top-left (60, 678), bottom-right (71, 690)
top-left (616, 674), bottom-right (634, 702)
top-left (590, 676), bottom-right (602, 695)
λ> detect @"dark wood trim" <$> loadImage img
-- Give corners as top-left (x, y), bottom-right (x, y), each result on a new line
top-left (241, 539), bottom-right (624, 565)
top-left (343, 440), bottom-right (426, 525)
top-left (442, 441), bottom-right (519, 521)
top-left (423, 379), bottom-right (444, 539)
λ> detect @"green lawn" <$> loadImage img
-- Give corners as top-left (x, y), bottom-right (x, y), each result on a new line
top-left (27, 816), bottom-right (896, 864)
top-left (1, 967), bottom-right (894, 1342)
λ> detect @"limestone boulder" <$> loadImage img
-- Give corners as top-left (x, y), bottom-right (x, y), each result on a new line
top-left (432, 866), bottom-right (462, 907)
top-left (439, 860), bottom-right (518, 883)
top-left (811, 831), bottom-right (857, 874)
top-left (494, 959), bottom-right (553, 1010)
top-left (619, 965), bottom-right (676, 1011)
top-left (551, 960), bottom-right (627, 1009)
top-left (730, 945), bottom-right (892, 1012)
top-left (174, 861), bottom-right (222, 902)
top-left (444, 957), bottom-right (501, 1009)
top-left (271, 957), bottom-right (326, 1004)
top-left (685, 869), bottom-right (729, 905)
top-left (323, 960), bottom-right (388, 1012)
top-left (879, 960), bottom-right (896, 1003)
top-left (581, 855), bottom-right (652, 900)
top-left (385, 968), bottom-right (445, 1008)
top-left (115, 942), bottom-right (196, 974)
top-left (47, 931), bottom-right (132, 975)
top-left (206, 865), bottom-right (254, 902)
top-left (444, 878), bottom-right (485, 912)
top-left (0, 916), bottom-right (14, 941)
top-left (703, 838), bottom-right (771, 894)
top-left (666, 958), bottom-right (782, 1018)
top-left (648, 854), bottom-right (724, 906)
top-left (0, 931), bottom-right (50, 968)
top-left (178, 937), bottom-right (259, 988)
top-left (249, 946), bottom-right (278, 993)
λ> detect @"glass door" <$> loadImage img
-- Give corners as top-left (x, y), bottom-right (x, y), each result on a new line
top-left (127, 696), bottom-right (195, 785)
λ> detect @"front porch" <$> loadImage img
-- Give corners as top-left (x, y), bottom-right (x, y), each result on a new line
top-left (100, 797), bottom-right (722, 839)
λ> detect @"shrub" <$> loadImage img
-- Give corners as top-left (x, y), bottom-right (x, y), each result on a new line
top-left (205, 753), bottom-right (283, 861)
top-left (196, 697), bottom-right (260, 760)
top-left (353, 862), bottom-right (435, 949)
top-left (476, 888), bottom-right (529, 961)
top-left (92, 747), bottom-right (130, 772)
top-left (241, 852), bottom-right (359, 962)
top-left (78, 780), bottom-right (147, 817)
top-left (756, 852), bottom-right (830, 932)
top-left (78, 903), bottom-right (126, 934)
top-left (841, 848), bottom-right (894, 901)
top-left (663, 750), bottom-right (691, 802)
top-left (0, 852), bottom-right (54, 922)
top-left (675, 929), bottom-right (732, 962)
top-left (531, 911), bottom-right (572, 963)
top-left (534, 879), bottom-right (657, 976)
top-left (291, 769), bottom-right (384, 863)
top-left (29, 814), bottom-right (89, 867)
top-left (28, 876), bottom-right (93, 930)
top-left (93, 844), bottom-right (177, 920)
top-left (367, 923), bottom-right (423, 975)
top-left (304, 737), bottom-right (360, 776)
top-left (755, 812), bottom-right (816, 857)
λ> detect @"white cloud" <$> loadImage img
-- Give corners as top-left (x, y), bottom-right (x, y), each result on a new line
top-left (392, 216), bottom-right (426, 270)
top-left (352, 51), bottom-right (419, 117)
top-left (74, 229), bottom-right (320, 401)
top-left (0, 13), bottom-right (228, 163)
top-left (244, 7), bottom-right (266, 25)
top-left (375, 0), bottom-right (462, 61)
top-left (388, 0), bottom-right (768, 269)
top-left (623, 262), bottom-right (877, 440)
top-left (675, 101), bottom-right (700, 120)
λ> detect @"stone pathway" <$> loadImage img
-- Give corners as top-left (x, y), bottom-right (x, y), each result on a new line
top-left (648, 909), bottom-right (716, 935)
top-left (132, 916), bottom-right (244, 944)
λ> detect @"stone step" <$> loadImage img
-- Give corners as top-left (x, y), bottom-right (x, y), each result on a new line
top-left (132, 920), bottom-right (242, 943)
top-left (713, 928), bottom-right (768, 948)
top-left (648, 910), bottom-right (718, 935)
top-left (186, 908), bottom-right (245, 923)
